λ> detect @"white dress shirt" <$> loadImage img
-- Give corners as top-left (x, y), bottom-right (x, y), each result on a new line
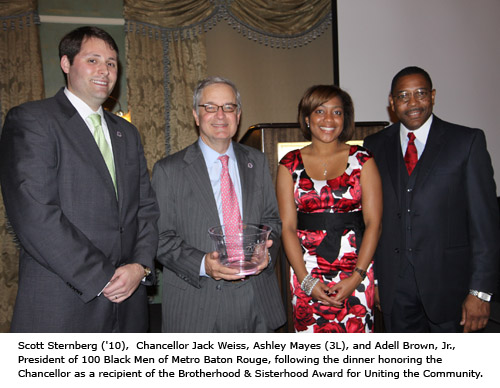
top-left (399, 114), bottom-right (433, 159)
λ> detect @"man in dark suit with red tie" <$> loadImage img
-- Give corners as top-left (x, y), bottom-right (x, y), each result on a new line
top-left (364, 66), bottom-right (500, 332)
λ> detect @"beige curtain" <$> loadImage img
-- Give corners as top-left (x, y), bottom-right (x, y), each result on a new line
top-left (124, 1), bottom-right (210, 162)
top-left (125, 28), bottom-right (169, 166)
top-left (0, 0), bottom-right (44, 332)
top-left (124, 0), bottom-right (330, 159)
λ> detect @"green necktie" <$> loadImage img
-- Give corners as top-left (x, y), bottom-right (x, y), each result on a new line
top-left (88, 113), bottom-right (117, 195)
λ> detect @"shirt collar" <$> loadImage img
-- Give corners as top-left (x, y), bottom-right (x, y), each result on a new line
top-left (64, 87), bottom-right (104, 121)
top-left (198, 137), bottom-right (236, 166)
top-left (400, 114), bottom-right (433, 145)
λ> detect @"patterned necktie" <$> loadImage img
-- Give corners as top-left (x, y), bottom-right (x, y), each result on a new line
top-left (88, 113), bottom-right (117, 194)
top-left (404, 132), bottom-right (418, 175)
top-left (218, 155), bottom-right (242, 260)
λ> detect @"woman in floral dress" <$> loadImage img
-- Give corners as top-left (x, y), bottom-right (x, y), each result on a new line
top-left (276, 85), bottom-right (382, 332)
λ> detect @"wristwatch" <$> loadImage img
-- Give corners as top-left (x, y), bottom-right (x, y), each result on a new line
top-left (354, 267), bottom-right (367, 280)
top-left (469, 289), bottom-right (492, 302)
top-left (141, 265), bottom-right (152, 281)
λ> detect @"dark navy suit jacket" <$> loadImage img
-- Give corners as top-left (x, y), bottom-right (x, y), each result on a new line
top-left (364, 116), bottom-right (500, 323)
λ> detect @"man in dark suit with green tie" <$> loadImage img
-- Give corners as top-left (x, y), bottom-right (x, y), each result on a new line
top-left (0, 26), bottom-right (159, 332)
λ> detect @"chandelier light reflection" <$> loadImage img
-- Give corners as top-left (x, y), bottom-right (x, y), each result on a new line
top-left (105, 96), bottom-right (131, 122)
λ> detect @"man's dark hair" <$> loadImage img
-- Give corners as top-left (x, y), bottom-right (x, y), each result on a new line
top-left (391, 66), bottom-right (433, 95)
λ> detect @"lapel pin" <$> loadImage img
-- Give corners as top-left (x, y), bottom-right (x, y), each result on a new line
top-left (116, 131), bottom-right (122, 137)
top-left (248, 162), bottom-right (253, 168)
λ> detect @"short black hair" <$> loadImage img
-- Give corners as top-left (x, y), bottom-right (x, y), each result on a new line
top-left (391, 66), bottom-right (433, 95)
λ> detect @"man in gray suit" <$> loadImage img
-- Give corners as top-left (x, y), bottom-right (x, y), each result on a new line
top-left (152, 76), bottom-right (285, 332)
top-left (0, 26), bottom-right (159, 332)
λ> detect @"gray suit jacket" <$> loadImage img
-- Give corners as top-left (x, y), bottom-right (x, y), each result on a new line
top-left (152, 141), bottom-right (285, 332)
top-left (0, 88), bottom-right (159, 332)
top-left (364, 116), bottom-right (500, 323)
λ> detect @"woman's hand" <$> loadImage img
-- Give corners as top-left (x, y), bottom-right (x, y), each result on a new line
top-left (328, 275), bottom-right (362, 306)
top-left (310, 280), bottom-right (343, 308)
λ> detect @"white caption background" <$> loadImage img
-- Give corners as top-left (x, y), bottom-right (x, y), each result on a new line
top-left (2, 333), bottom-right (499, 388)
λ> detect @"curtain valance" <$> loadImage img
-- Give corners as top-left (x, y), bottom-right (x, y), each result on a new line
top-left (124, 0), bottom-right (331, 48)
top-left (0, 0), bottom-right (37, 15)
top-left (0, 0), bottom-right (39, 28)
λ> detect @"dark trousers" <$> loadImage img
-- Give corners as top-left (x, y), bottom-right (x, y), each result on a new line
top-left (384, 261), bottom-right (461, 333)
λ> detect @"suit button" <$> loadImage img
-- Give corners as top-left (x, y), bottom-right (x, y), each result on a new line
top-left (394, 248), bottom-right (400, 253)
top-left (216, 285), bottom-right (221, 291)
top-left (119, 227), bottom-right (124, 233)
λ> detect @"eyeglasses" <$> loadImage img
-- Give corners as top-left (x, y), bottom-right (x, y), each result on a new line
top-left (393, 89), bottom-right (431, 104)
top-left (198, 103), bottom-right (238, 113)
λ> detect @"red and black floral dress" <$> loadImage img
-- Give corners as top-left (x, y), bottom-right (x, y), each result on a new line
top-left (280, 146), bottom-right (375, 333)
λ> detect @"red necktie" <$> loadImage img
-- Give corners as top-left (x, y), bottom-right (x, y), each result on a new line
top-left (404, 132), bottom-right (418, 175)
top-left (218, 155), bottom-right (242, 260)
